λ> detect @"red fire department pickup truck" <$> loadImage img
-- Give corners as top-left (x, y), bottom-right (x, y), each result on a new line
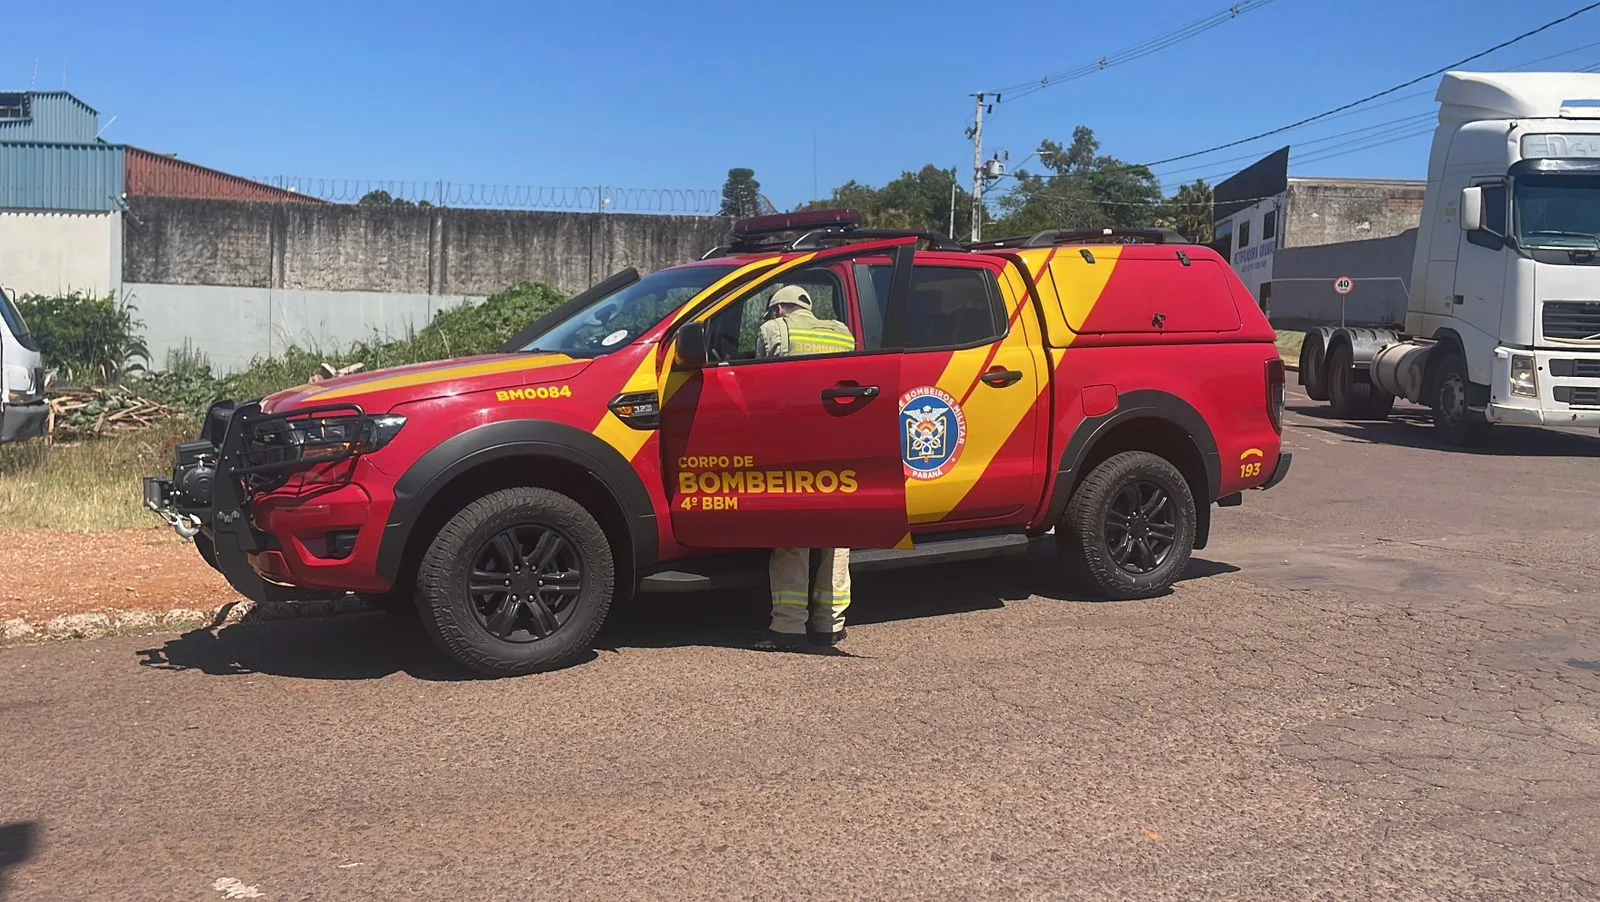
top-left (144, 210), bottom-right (1291, 677)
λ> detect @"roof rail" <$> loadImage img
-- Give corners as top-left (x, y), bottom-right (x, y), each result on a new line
top-left (701, 225), bottom-right (968, 258)
top-left (964, 227), bottom-right (1191, 251)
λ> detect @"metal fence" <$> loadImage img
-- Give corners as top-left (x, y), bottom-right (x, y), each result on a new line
top-left (244, 178), bottom-right (724, 214)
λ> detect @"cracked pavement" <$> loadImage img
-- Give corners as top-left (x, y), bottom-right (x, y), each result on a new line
top-left (2, 384), bottom-right (1598, 900)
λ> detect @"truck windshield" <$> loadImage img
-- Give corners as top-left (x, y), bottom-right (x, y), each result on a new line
top-left (518, 264), bottom-right (739, 356)
top-left (1514, 174), bottom-right (1600, 250)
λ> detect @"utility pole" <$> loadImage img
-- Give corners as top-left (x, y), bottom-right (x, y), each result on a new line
top-left (969, 93), bottom-right (985, 242)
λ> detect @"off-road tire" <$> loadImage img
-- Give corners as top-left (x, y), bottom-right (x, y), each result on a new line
top-left (416, 487), bottom-right (614, 678)
top-left (1058, 451), bottom-right (1197, 600)
top-left (1430, 350), bottom-right (1492, 447)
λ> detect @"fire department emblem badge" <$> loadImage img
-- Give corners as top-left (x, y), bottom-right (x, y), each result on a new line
top-left (898, 386), bottom-right (967, 480)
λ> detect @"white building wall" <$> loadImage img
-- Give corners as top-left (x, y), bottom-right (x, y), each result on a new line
top-left (0, 210), bottom-right (121, 298)
top-left (123, 283), bottom-right (485, 373)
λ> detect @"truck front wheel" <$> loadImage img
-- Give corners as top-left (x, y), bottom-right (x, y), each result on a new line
top-left (1058, 451), bottom-right (1197, 600)
top-left (1430, 351), bottom-right (1492, 447)
top-left (416, 486), bottom-right (615, 678)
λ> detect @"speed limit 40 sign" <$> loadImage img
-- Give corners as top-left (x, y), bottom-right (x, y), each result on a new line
top-left (1333, 275), bottom-right (1355, 296)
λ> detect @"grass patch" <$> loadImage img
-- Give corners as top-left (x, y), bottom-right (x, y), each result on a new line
top-left (1275, 329), bottom-right (1305, 359)
top-left (0, 418), bottom-right (194, 532)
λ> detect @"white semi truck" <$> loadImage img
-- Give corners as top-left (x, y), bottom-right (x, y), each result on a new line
top-left (1297, 70), bottom-right (1600, 445)
top-left (0, 283), bottom-right (47, 444)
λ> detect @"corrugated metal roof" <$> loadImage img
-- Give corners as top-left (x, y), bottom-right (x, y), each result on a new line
top-left (0, 142), bottom-right (125, 212)
top-left (126, 147), bottom-right (326, 204)
top-left (0, 92), bottom-right (99, 144)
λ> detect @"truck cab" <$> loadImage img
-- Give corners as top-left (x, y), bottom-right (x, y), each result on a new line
top-left (1408, 70), bottom-right (1600, 435)
top-left (0, 284), bottom-right (47, 444)
top-left (1303, 71), bottom-right (1600, 444)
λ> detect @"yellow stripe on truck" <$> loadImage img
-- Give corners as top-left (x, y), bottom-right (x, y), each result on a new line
top-left (904, 270), bottom-right (1048, 525)
top-left (302, 354), bottom-right (578, 403)
top-left (593, 353), bottom-right (662, 463)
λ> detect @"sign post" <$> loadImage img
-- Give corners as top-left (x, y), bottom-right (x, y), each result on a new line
top-left (1333, 276), bottom-right (1355, 327)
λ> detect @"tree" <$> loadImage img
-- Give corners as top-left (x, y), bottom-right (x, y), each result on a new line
top-left (987, 125), bottom-right (1164, 236)
top-left (798, 165), bottom-right (973, 237)
top-left (358, 189), bottom-right (432, 209)
top-left (720, 168), bottom-right (762, 218)
top-left (1160, 179), bottom-right (1215, 244)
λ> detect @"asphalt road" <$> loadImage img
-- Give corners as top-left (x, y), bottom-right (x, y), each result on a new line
top-left (3, 384), bottom-right (1599, 901)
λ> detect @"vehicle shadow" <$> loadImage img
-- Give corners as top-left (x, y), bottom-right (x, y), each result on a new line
top-left (0, 821), bottom-right (38, 901)
top-left (1289, 402), bottom-right (1600, 457)
top-left (594, 540), bottom-right (1238, 653)
top-left (133, 540), bottom-right (1239, 681)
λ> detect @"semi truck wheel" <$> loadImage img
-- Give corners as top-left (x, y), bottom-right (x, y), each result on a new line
top-left (1430, 351), bottom-right (1491, 447)
top-left (1298, 334), bottom-right (1329, 402)
top-left (1325, 342), bottom-right (1364, 418)
top-left (416, 486), bottom-right (615, 678)
top-left (1058, 451), bottom-right (1197, 601)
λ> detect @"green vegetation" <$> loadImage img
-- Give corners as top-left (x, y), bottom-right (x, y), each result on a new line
top-left (0, 418), bottom-right (192, 531)
top-left (1, 281), bottom-right (570, 531)
top-left (129, 281), bottom-right (569, 416)
top-left (788, 125), bottom-right (1215, 243)
top-left (15, 291), bottom-right (150, 385)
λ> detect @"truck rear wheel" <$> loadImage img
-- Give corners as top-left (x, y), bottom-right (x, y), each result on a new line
top-left (416, 486), bottom-right (615, 677)
top-left (1058, 451), bottom-right (1197, 600)
top-left (1430, 351), bottom-right (1491, 447)
top-left (1299, 333), bottom-right (1329, 401)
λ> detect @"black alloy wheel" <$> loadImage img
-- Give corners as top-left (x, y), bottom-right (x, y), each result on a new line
top-left (416, 486), bottom-right (615, 678)
top-left (1058, 450), bottom-right (1197, 600)
top-left (1104, 480), bottom-right (1178, 575)
top-left (468, 524), bottom-right (585, 642)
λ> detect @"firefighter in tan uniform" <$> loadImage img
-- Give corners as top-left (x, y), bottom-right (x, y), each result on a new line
top-left (752, 284), bottom-right (856, 653)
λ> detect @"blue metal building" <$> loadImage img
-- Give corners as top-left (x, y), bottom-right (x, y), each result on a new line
top-left (0, 90), bottom-right (126, 212)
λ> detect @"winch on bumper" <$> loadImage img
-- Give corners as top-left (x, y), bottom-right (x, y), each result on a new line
top-left (142, 399), bottom-right (405, 603)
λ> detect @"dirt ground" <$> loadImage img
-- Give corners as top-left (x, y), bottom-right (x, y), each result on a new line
top-left (0, 527), bottom-right (232, 624)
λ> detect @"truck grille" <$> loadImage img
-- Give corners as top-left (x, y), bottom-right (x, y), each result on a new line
top-left (1542, 302), bottom-right (1600, 341)
top-left (1548, 359), bottom-right (1600, 378)
top-left (1554, 386), bottom-right (1600, 407)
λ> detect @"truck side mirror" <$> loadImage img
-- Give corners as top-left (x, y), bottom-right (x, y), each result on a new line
top-left (674, 323), bottom-right (709, 370)
top-left (1459, 187), bottom-right (1484, 232)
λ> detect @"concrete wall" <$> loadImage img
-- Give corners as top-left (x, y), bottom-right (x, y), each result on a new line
top-left (123, 198), bottom-right (729, 295)
top-left (1267, 229), bottom-right (1417, 331)
top-left (118, 198), bottom-right (730, 373)
top-left (0, 210), bottom-right (120, 297)
top-left (126, 283), bottom-right (480, 372)
top-left (1282, 180), bottom-right (1425, 249)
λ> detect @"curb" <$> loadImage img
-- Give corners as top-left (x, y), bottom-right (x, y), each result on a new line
top-left (0, 596), bottom-right (381, 648)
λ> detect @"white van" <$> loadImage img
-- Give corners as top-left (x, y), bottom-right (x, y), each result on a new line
top-left (0, 284), bottom-right (47, 444)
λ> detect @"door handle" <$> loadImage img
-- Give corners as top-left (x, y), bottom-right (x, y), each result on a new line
top-left (980, 367), bottom-right (1024, 388)
top-left (821, 384), bottom-right (880, 401)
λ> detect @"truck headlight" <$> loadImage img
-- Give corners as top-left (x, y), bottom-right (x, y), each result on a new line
top-left (1510, 355), bottom-right (1537, 398)
top-left (266, 414), bottom-right (407, 461)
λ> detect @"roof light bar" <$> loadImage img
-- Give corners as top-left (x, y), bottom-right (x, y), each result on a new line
top-left (730, 208), bottom-right (862, 238)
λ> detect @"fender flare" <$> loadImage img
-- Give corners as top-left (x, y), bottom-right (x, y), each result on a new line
top-left (375, 420), bottom-right (658, 584)
top-left (1420, 327), bottom-right (1467, 402)
top-left (1038, 389), bottom-right (1222, 532)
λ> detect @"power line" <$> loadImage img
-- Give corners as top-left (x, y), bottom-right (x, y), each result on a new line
top-left (1153, 112), bottom-right (1436, 179)
top-left (1138, 1), bottom-right (1600, 169)
top-left (987, 0), bottom-right (1282, 102)
top-left (1150, 37), bottom-right (1600, 180)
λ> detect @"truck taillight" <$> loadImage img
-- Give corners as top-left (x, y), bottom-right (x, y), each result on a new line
top-left (1266, 357), bottom-right (1285, 434)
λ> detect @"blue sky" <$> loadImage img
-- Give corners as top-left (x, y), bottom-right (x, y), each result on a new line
top-left (9, 0), bottom-right (1600, 211)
